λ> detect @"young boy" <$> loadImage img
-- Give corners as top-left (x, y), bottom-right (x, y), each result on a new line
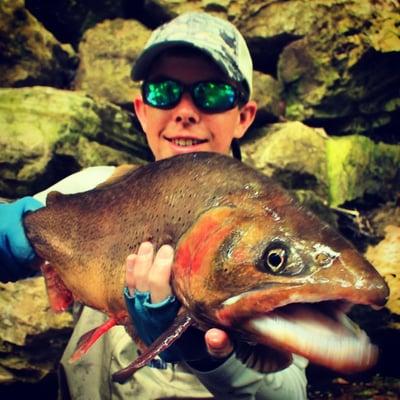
top-left (0, 12), bottom-right (308, 399)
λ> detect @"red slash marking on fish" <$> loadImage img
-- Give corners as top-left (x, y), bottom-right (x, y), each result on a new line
top-left (175, 207), bottom-right (236, 276)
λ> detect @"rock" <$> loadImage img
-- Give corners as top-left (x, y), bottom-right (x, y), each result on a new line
top-left (0, 87), bottom-right (151, 198)
top-left (326, 135), bottom-right (400, 207)
top-left (252, 71), bottom-right (282, 125)
top-left (277, 1), bottom-right (400, 136)
top-left (0, 277), bottom-right (73, 383)
top-left (369, 200), bottom-right (400, 240)
top-left (237, 0), bottom-right (325, 74)
top-left (241, 123), bottom-right (399, 220)
top-left (73, 18), bottom-right (151, 109)
top-left (242, 121), bottom-right (329, 199)
top-left (0, 0), bottom-right (78, 88)
top-left (25, 0), bottom-right (144, 46)
top-left (241, 121), bottom-right (341, 224)
top-left (142, 0), bottom-right (229, 23)
top-left (366, 225), bottom-right (400, 320)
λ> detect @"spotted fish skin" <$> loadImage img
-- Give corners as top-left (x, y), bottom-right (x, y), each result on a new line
top-left (23, 152), bottom-right (389, 374)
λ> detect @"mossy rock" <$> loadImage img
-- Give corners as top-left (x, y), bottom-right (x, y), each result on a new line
top-left (326, 135), bottom-right (400, 207)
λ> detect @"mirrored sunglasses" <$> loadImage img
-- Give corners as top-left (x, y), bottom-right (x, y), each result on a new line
top-left (142, 79), bottom-right (244, 113)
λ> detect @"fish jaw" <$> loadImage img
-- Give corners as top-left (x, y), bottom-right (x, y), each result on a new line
top-left (213, 248), bottom-right (389, 374)
top-left (217, 296), bottom-right (381, 374)
top-left (244, 302), bottom-right (378, 374)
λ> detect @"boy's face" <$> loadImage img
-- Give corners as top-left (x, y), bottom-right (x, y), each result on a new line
top-left (134, 53), bottom-right (257, 161)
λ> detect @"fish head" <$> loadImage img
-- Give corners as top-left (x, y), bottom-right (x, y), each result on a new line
top-left (173, 193), bottom-right (389, 374)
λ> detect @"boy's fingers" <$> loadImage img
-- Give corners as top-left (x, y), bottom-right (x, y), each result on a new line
top-left (125, 254), bottom-right (137, 296)
top-left (148, 244), bottom-right (174, 303)
top-left (205, 328), bottom-right (234, 358)
top-left (134, 241), bottom-right (154, 292)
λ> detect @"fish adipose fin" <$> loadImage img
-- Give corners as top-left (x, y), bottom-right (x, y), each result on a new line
top-left (235, 342), bottom-right (292, 373)
top-left (112, 312), bottom-right (194, 384)
top-left (41, 262), bottom-right (73, 312)
top-left (69, 318), bottom-right (117, 363)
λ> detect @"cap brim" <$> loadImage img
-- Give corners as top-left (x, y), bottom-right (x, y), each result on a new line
top-left (132, 41), bottom-right (228, 81)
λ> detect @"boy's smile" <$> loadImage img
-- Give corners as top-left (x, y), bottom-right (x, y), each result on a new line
top-left (165, 136), bottom-right (208, 149)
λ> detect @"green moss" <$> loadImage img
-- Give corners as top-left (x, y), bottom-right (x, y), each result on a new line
top-left (285, 102), bottom-right (307, 120)
top-left (326, 135), bottom-right (400, 206)
top-left (384, 97), bottom-right (400, 113)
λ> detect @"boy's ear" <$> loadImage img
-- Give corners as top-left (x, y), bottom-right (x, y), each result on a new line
top-left (133, 95), bottom-right (147, 131)
top-left (234, 100), bottom-right (257, 139)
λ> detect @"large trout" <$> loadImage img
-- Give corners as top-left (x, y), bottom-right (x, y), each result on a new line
top-left (23, 152), bottom-right (389, 382)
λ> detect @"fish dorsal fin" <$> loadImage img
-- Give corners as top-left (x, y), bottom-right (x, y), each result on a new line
top-left (235, 342), bottom-right (292, 373)
top-left (46, 190), bottom-right (65, 207)
top-left (95, 164), bottom-right (139, 189)
top-left (112, 312), bottom-right (194, 383)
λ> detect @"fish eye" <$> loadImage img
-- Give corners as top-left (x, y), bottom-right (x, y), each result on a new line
top-left (260, 243), bottom-right (288, 273)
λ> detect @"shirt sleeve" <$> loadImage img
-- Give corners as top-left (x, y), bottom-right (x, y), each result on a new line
top-left (33, 166), bottom-right (116, 202)
top-left (186, 353), bottom-right (308, 400)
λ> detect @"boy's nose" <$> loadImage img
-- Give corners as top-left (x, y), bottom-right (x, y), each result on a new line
top-left (172, 93), bottom-right (200, 124)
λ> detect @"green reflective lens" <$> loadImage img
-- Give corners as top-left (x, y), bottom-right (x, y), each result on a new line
top-left (142, 79), bottom-right (239, 112)
top-left (145, 80), bottom-right (181, 108)
top-left (193, 82), bottom-right (236, 111)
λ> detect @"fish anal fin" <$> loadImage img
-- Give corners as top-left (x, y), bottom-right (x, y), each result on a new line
top-left (69, 318), bottom-right (117, 363)
top-left (95, 164), bottom-right (139, 189)
top-left (236, 342), bottom-right (292, 373)
top-left (112, 312), bottom-right (194, 383)
top-left (41, 262), bottom-right (73, 312)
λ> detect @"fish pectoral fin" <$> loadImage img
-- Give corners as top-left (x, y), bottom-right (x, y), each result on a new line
top-left (112, 312), bottom-right (194, 384)
top-left (69, 318), bottom-right (117, 363)
top-left (236, 342), bottom-right (292, 373)
top-left (41, 262), bottom-right (73, 312)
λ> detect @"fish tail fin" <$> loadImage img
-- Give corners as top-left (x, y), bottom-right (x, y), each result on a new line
top-left (41, 262), bottom-right (73, 312)
top-left (69, 318), bottom-right (117, 363)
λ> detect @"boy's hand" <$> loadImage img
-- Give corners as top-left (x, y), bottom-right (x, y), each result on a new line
top-left (125, 242), bottom-right (173, 303)
top-left (124, 242), bottom-right (233, 364)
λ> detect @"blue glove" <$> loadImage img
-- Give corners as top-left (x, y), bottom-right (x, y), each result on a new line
top-left (124, 288), bottom-right (211, 363)
top-left (0, 196), bottom-right (44, 282)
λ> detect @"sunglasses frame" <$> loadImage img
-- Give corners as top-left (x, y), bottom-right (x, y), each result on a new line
top-left (141, 78), bottom-right (247, 113)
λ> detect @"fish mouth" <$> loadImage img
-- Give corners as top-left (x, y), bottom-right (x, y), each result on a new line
top-left (241, 300), bottom-right (378, 374)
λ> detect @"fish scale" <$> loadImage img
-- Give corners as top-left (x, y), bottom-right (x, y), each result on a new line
top-left (23, 152), bottom-right (389, 379)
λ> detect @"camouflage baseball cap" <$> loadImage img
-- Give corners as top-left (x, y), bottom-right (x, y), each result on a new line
top-left (132, 12), bottom-right (253, 99)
